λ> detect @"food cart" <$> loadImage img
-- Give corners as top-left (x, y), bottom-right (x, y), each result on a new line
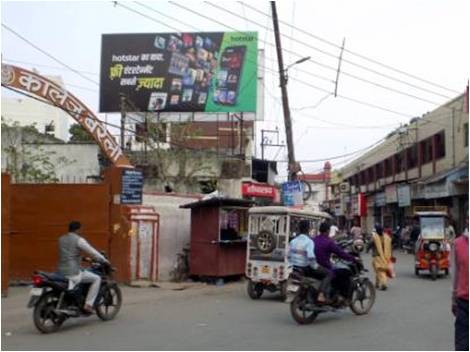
top-left (180, 197), bottom-right (253, 280)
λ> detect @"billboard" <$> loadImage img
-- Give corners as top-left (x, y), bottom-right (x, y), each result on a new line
top-left (100, 32), bottom-right (258, 113)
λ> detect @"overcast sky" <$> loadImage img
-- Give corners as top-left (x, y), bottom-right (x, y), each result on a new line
top-left (2, 0), bottom-right (469, 179)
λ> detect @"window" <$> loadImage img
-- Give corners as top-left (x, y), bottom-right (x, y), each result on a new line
top-left (360, 171), bottom-right (366, 185)
top-left (421, 137), bottom-right (433, 164)
top-left (385, 158), bottom-right (393, 177)
top-left (464, 123), bottom-right (468, 147)
top-left (395, 152), bottom-right (404, 173)
top-left (435, 130), bottom-right (445, 159)
top-left (367, 167), bottom-right (375, 183)
top-left (407, 144), bottom-right (418, 169)
top-left (376, 163), bottom-right (383, 179)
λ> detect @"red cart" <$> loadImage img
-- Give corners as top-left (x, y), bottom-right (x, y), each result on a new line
top-left (180, 197), bottom-right (253, 280)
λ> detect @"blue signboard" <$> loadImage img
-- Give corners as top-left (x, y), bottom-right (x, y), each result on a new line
top-left (121, 169), bottom-right (144, 204)
top-left (281, 181), bottom-right (304, 207)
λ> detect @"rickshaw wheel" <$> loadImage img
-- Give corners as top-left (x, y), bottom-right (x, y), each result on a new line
top-left (430, 265), bottom-right (438, 281)
top-left (247, 280), bottom-right (264, 299)
top-left (279, 281), bottom-right (288, 301)
top-left (415, 268), bottom-right (420, 276)
top-left (444, 269), bottom-right (449, 276)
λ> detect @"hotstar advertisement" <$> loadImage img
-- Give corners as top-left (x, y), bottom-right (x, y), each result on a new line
top-left (100, 31), bottom-right (257, 113)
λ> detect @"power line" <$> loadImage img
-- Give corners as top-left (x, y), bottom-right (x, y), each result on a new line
top-left (1, 58), bottom-right (99, 76)
top-left (240, 2), bottom-right (460, 95)
top-left (205, 2), bottom-right (452, 104)
top-left (2, 24), bottom-right (99, 86)
top-left (161, 1), bottom-right (417, 119)
top-left (113, 1), bottom-right (182, 32)
top-left (133, 1), bottom-right (335, 86)
top-left (119, 1), bottom-right (421, 119)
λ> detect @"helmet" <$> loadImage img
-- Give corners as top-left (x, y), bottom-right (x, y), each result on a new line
top-left (352, 239), bottom-right (365, 253)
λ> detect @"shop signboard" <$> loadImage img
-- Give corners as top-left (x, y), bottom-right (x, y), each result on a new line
top-left (241, 182), bottom-right (276, 199)
top-left (281, 181), bottom-right (304, 207)
top-left (385, 184), bottom-right (398, 203)
top-left (100, 32), bottom-right (258, 113)
top-left (397, 184), bottom-right (411, 207)
top-left (375, 192), bottom-right (386, 207)
top-left (121, 169), bottom-right (144, 204)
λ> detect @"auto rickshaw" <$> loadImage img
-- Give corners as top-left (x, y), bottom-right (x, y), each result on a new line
top-left (414, 208), bottom-right (450, 281)
top-left (245, 206), bottom-right (332, 300)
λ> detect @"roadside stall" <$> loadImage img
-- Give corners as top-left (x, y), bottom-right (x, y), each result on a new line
top-left (180, 197), bottom-right (253, 279)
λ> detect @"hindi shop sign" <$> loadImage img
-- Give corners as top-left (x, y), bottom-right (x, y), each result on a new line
top-left (281, 181), bottom-right (304, 207)
top-left (100, 32), bottom-right (258, 113)
top-left (121, 169), bottom-right (144, 204)
top-left (241, 182), bottom-right (276, 198)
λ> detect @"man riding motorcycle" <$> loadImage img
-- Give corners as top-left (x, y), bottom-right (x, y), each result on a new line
top-left (313, 221), bottom-right (360, 303)
top-left (287, 220), bottom-right (330, 303)
top-left (58, 221), bottom-right (109, 314)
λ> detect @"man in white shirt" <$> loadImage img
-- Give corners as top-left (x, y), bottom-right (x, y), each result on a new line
top-left (329, 222), bottom-right (340, 238)
top-left (288, 220), bottom-right (330, 303)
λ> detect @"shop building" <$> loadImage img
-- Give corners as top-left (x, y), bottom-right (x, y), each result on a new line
top-left (337, 89), bottom-right (469, 233)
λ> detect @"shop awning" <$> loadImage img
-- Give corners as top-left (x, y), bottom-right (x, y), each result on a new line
top-left (180, 197), bottom-right (254, 209)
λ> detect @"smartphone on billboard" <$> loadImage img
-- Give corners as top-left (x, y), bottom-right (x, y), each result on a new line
top-left (213, 46), bottom-right (246, 106)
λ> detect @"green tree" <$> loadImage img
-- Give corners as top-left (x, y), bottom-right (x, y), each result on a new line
top-left (1, 118), bottom-right (75, 183)
top-left (69, 123), bottom-right (94, 142)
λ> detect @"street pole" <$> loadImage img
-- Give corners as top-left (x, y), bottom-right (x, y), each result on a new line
top-left (271, 1), bottom-right (298, 181)
top-left (120, 94), bottom-right (126, 150)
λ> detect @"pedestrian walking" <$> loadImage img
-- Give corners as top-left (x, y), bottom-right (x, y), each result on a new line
top-left (452, 224), bottom-right (468, 351)
top-left (329, 221), bottom-right (340, 238)
top-left (350, 220), bottom-right (363, 240)
top-left (370, 224), bottom-right (392, 290)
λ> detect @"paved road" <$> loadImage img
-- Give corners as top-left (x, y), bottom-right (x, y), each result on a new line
top-left (2, 252), bottom-right (454, 350)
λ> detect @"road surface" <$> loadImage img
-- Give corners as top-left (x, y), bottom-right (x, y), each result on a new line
top-left (1, 252), bottom-right (454, 350)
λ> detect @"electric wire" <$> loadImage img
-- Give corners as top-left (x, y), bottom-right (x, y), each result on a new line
top-left (1, 24), bottom-right (99, 86)
top-left (205, 2), bottom-right (452, 104)
top-left (127, 1), bottom-right (416, 118)
top-left (240, 2), bottom-right (460, 95)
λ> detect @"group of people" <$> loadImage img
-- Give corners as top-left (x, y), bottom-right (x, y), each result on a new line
top-left (288, 218), bottom-right (468, 351)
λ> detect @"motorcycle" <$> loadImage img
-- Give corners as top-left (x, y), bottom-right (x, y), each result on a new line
top-left (287, 240), bottom-right (375, 325)
top-left (27, 256), bottom-right (122, 333)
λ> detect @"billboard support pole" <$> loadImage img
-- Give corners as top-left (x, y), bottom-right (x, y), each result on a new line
top-left (270, 1), bottom-right (298, 181)
top-left (120, 94), bottom-right (126, 150)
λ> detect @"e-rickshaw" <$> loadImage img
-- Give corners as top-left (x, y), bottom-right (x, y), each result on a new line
top-left (245, 206), bottom-right (332, 300)
top-left (414, 209), bottom-right (450, 281)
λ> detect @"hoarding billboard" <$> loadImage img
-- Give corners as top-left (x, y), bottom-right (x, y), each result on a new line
top-left (100, 32), bottom-right (258, 113)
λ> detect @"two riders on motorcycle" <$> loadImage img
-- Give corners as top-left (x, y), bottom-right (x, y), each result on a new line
top-left (288, 220), bottom-right (360, 304)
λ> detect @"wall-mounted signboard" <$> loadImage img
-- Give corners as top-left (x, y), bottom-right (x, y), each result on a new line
top-left (121, 169), bottom-right (144, 204)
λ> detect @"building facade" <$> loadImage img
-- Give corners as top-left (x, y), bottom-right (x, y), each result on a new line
top-left (336, 90), bottom-right (469, 233)
top-left (299, 162), bottom-right (332, 211)
top-left (1, 74), bottom-right (71, 142)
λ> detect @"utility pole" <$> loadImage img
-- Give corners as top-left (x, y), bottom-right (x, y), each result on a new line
top-left (271, 1), bottom-right (299, 181)
top-left (120, 93), bottom-right (126, 150)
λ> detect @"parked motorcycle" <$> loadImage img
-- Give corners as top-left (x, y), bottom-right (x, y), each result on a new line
top-left (287, 240), bottom-right (375, 325)
top-left (28, 257), bottom-right (122, 333)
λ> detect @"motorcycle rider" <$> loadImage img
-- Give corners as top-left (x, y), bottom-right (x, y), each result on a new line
top-left (58, 221), bottom-right (109, 314)
top-left (314, 221), bottom-right (360, 302)
top-left (288, 220), bottom-right (330, 303)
